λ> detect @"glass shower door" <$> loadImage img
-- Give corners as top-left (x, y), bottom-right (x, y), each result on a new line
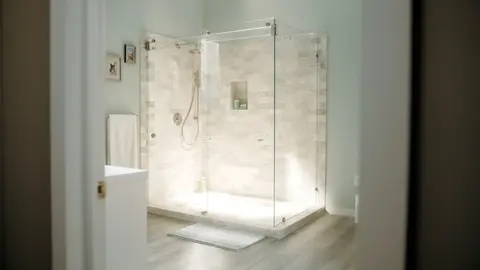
top-left (274, 25), bottom-right (322, 225)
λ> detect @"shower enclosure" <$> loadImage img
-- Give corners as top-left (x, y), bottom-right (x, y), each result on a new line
top-left (140, 18), bottom-right (327, 235)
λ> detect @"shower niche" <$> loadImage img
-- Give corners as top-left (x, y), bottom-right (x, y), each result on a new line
top-left (231, 81), bottom-right (248, 110)
top-left (140, 18), bottom-right (328, 238)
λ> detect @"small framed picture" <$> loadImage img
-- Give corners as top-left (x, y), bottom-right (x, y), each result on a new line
top-left (106, 53), bottom-right (121, 81)
top-left (124, 44), bottom-right (136, 64)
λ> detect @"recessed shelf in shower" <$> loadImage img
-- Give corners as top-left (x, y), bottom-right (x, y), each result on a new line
top-left (231, 81), bottom-right (248, 110)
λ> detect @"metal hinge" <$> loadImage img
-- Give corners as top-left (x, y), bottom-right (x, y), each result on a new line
top-left (267, 22), bottom-right (277, 36)
top-left (97, 181), bottom-right (106, 199)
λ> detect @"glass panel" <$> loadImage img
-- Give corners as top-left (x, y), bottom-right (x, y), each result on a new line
top-left (317, 34), bottom-right (328, 209)
top-left (140, 33), bottom-right (208, 215)
top-left (274, 26), bottom-right (322, 225)
top-left (201, 34), bottom-right (276, 227)
top-left (275, 19), bottom-right (308, 37)
top-left (179, 18), bottom-right (275, 45)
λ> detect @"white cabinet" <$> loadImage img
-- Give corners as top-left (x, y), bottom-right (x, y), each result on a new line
top-left (104, 166), bottom-right (148, 270)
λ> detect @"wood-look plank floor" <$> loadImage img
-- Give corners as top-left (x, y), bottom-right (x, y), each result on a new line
top-left (148, 213), bottom-right (355, 270)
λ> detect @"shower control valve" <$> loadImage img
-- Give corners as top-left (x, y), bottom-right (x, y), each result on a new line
top-left (173, 112), bottom-right (183, 126)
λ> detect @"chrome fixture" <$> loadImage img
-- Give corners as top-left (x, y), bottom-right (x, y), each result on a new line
top-left (173, 113), bottom-right (183, 126)
top-left (144, 38), bottom-right (156, 51)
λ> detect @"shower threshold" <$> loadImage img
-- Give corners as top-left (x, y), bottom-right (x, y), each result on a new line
top-left (148, 193), bottom-right (325, 239)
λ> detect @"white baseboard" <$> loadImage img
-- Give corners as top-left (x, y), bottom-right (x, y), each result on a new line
top-left (326, 206), bottom-right (355, 217)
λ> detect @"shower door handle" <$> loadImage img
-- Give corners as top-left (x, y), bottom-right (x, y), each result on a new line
top-left (151, 133), bottom-right (156, 139)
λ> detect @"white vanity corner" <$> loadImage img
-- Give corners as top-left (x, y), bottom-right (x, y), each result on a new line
top-left (104, 165), bottom-right (148, 270)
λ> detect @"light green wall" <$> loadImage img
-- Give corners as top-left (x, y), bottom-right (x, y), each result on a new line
top-left (204, 0), bottom-right (361, 212)
top-left (105, 0), bottom-right (205, 115)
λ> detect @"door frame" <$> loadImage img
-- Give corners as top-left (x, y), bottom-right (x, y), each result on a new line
top-left (50, 0), bottom-right (106, 269)
top-left (50, 1), bottom-right (412, 270)
top-left (0, 0), bottom-right (4, 267)
top-left (357, 1), bottom-right (411, 270)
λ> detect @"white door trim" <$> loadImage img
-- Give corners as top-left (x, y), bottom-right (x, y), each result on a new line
top-left (358, 0), bottom-right (411, 270)
top-left (49, 1), bottom-right (411, 270)
top-left (51, 0), bottom-right (106, 269)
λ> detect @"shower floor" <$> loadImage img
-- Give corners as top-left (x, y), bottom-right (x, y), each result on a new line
top-left (148, 192), bottom-right (324, 238)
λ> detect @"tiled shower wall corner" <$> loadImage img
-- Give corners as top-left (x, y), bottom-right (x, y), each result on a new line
top-left (274, 34), bottom-right (327, 206)
top-left (204, 34), bottom-right (327, 207)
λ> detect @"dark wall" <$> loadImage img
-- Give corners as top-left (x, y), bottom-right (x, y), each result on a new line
top-left (0, 0), bottom-right (4, 267)
top-left (1, 0), bottom-right (51, 269)
top-left (409, 0), bottom-right (480, 269)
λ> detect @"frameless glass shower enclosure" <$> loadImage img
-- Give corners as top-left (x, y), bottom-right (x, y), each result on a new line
top-left (140, 18), bottom-right (327, 229)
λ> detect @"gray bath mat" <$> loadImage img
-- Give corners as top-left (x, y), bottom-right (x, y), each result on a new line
top-left (167, 223), bottom-right (266, 251)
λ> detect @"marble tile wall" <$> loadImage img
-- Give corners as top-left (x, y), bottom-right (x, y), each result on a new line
top-left (140, 34), bottom-right (204, 208)
top-left (202, 37), bottom-right (276, 200)
top-left (274, 34), bottom-right (327, 208)
top-left (204, 34), bottom-right (327, 208)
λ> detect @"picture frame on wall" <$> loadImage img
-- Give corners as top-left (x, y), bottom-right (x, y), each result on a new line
top-left (124, 44), bottom-right (136, 64)
top-left (106, 53), bottom-right (121, 81)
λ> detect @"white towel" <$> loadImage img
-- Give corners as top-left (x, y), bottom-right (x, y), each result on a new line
top-left (107, 114), bottom-right (139, 168)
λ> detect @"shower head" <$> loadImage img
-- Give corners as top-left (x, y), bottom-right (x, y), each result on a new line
top-left (175, 42), bottom-right (201, 54)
